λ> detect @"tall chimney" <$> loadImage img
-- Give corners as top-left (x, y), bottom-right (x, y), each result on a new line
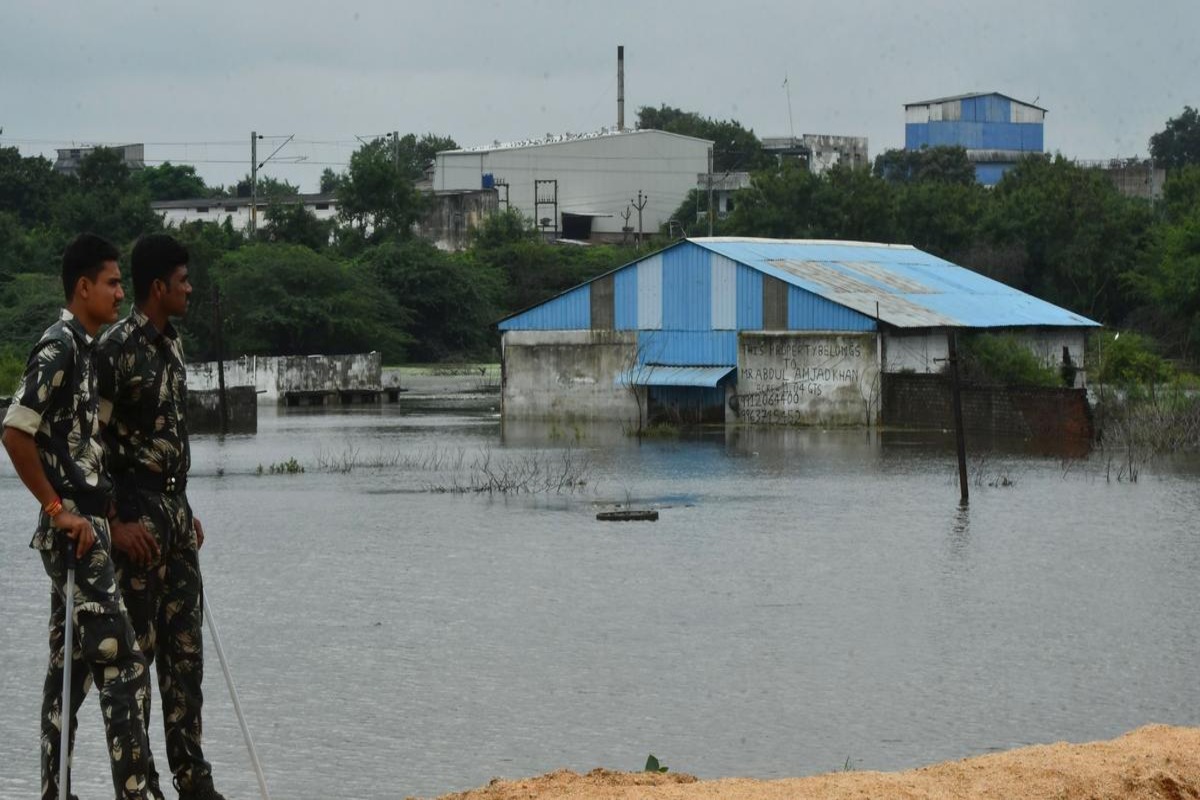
top-left (617, 45), bottom-right (625, 132)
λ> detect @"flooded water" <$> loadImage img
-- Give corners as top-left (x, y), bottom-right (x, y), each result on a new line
top-left (2, 395), bottom-right (1199, 799)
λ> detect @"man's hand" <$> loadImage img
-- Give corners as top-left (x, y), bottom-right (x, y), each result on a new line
top-left (193, 516), bottom-right (205, 549)
top-left (111, 519), bottom-right (159, 567)
top-left (53, 511), bottom-right (96, 560)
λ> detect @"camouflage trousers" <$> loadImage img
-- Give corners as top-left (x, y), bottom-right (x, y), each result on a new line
top-left (39, 517), bottom-right (155, 800)
top-left (110, 489), bottom-right (214, 794)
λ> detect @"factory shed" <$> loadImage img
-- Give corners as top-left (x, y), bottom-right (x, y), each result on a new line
top-left (498, 238), bottom-right (1098, 427)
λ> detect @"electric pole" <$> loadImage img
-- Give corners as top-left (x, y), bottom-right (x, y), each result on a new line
top-left (632, 190), bottom-right (648, 250)
top-left (250, 131), bottom-right (259, 234)
top-left (707, 146), bottom-right (714, 236)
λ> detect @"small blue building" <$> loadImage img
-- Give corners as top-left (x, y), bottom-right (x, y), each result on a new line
top-left (498, 238), bottom-right (1096, 427)
top-left (904, 92), bottom-right (1046, 186)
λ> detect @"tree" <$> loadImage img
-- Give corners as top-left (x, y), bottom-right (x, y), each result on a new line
top-left (263, 201), bottom-right (333, 251)
top-left (894, 181), bottom-right (988, 260)
top-left (985, 154), bottom-right (1152, 323)
top-left (214, 243), bottom-right (412, 361)
top-left (319, 168), bottom-right (343, 194)
top-left (812, 165), bottom-right (897, 242)
top-left (725, 161), bottom-right (823, 238)
top-left (0, 147), bottom-right (69, 226)
top-left (363, 239), bottom-right (501, 361)
top-left (335, 138), bottom-right (423, 245)
top-left (1150, 106), bottom-right (1200, 171)
top-left (135, 162), bottom-right (211, 200)
top-left (53, 147), bottom-right (161, 245)
top-left (874, 146), bottom-right (975, 186)
top-left (636, 105), bottom-right (773, 171)
top-left (394, 133), bottom-right (458, 181)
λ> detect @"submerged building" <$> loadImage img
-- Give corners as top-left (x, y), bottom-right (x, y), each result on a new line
top-left (498, 238), bottom-right (1098, 428)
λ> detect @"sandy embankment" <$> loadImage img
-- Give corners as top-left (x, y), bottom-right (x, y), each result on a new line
top-left (423, 725), bottom-right (1200, 800)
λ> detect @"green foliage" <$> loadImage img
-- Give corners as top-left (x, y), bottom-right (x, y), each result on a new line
top-left (214, 243), bottom-right (412, 362)
top-left (1096, 331), bottom-right (1174, 388)
top-left (636, 104), bottom-right (773, 171)
top-left (1124, 206), bottom-right (1200, 358)
top-left (263, 201), bottom-right (333, 251)
top-left (643, 754), bottom-right (668, 774)
top-left (394, 133), bottom-right (458, 181)
top-left (959, 334), bottom-right (1061, 387)
top-left (1150, 106), bottom-right (1200, 171)
top-left (0, 272), bottom-right (67, 347)
top-left (813, 164), bottom-right (897, 242)
top-left (0, 146), bottom-right (69, 226)
top-left (726, 160), bottom-right (823, 238)
top-left (0, 344), bottom-right (25, 395)
top-left (985, 154), bottom-right (1152, 322)
top-left (1160, 165), bottom-right (1200, 224)
top-left (874, 146), bottom-right (975, 185)
top-left (263, 457), bottom-right (304, 475)
top-left (336, 138), bottom-right (424, 246)
top-left (360, 239), bottom-right (501, 361)
top-left (134, 162), bottom-right (211, 201)
top-left (319, 168), bottom-right (343, 194)
top-left (893, 181), bottom-right (988, 260)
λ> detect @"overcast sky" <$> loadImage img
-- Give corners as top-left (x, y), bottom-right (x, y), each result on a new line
top-left (4, 0), bottom-right (1197, 192)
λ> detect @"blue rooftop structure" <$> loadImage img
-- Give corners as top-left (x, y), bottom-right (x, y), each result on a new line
top-left (904, 92), bottom-right (1046, 186)
top-left (500, 237), bottom-right (1097, 369)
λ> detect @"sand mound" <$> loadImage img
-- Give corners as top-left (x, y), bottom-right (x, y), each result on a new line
top-left (427, 725), bottom-right (1200, 800)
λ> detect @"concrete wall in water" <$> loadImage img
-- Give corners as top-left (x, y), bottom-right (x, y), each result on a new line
top-left (187, 386), bottom-right (258, 434)
top-left (882, 373), bottom-right (1094, 441)
top-left (187, 353), bottom-right (381, 402)
top-left (502, 330), bottom-right (638, 422)
top-left (732, 332), bottom-right (880, 426)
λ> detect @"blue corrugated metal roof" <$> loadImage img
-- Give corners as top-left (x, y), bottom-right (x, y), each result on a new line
top-left (690, 238), bottom-right (1100, 329)
top-left (614, 365), bottom-right (735, 388)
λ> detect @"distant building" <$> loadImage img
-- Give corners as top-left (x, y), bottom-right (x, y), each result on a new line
top-left (435, 129), bottom-right (711, 243)
top-left (151, 193), bottom-right (338, 231)
top-left (904, 92), bottom-right (1045, 186)
top-left (761, 134), bottom-right (870, 174)
top-left (697, 133), bottom-right (869, 222)
top-left (54, 143), bottom-right (145, 175)
top-left (1077, 158), bottom-right (1165, 201)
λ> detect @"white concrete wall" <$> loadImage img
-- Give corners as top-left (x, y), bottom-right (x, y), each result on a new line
top-left (187, 352), bottom-right (381, 402)
top-left (734, 332), bottom-right (880, 426)
top-left (501, 330), bottom-right (638, 422)
top-left (156, 200), bottom-right (339, 233)
top-left (882, 329), bottom-right (1088, 385)
top-left (436, 130), bottom-right (709, 236)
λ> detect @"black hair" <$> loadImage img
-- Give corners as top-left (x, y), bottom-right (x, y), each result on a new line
top-left (61, 233), bottom-right (120, 301)
top-left (131, 233), bottom-right (190, 304)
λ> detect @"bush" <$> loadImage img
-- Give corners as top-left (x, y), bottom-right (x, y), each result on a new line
top-left (1095, 331), bottom-right (1175, 388)
top-left (959, 334), bottom-right (1061, 386)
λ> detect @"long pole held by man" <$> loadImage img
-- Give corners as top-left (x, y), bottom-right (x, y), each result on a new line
top-left (3, 233), bottom-right (157, 800)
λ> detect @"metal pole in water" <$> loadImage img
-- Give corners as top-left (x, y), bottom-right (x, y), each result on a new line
top-left (948, 331), bottom-right (969, 503)
top-left (204, 590), bottom-right (271, 800)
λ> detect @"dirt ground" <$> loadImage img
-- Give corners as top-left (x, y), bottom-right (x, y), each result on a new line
top-left (423, 725), bottom-right (1200, 800)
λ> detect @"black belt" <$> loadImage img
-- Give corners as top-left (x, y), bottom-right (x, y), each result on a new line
top-left (131, 471), bottom-right (187, 494)
top-left (63, 490), bottom-right (110, 517)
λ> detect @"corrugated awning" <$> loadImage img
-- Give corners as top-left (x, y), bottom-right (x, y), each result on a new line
top-left (614, 365), bottom-right (735, 388)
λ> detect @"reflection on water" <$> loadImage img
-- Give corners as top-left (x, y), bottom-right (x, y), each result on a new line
top-left (1, 399), bottom-right (1198, 799)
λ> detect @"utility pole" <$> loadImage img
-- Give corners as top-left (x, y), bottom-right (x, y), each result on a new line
top-left (213, 286), bottom-right (229, 436)
top-left (707, 146), bottom-right (715, 236)
top-left (617, 45), bottom-right (625, 131)
top-left (249, 131), bottom-right (258, 234)
top-left (948, 331), bottom-right (969, 503)
top-left (631, 190), bottom-right (648, 250)
top-left (392, 130), bottom-right (400, 171)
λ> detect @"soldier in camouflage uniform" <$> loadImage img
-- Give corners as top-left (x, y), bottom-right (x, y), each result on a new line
top-left (2, 233), bottom-right (157, 800)
top-left (96, 233), bottom-right (227, 800)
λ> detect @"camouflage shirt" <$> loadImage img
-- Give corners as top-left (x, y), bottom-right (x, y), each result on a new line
top-left (3, 309), bottom-right (110, 549)
top-left (96, 308), bottom-right (191, 515)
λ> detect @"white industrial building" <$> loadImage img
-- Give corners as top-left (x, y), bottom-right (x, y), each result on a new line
top-left (434, 129), bottom-right (711, 242)
top-left (151, 193), bottom-right (339, 231)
